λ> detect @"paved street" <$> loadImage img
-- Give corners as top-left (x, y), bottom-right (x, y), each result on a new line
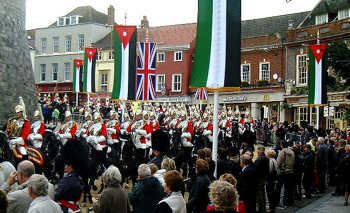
top-left (296, 193), bottom-right (348, 213)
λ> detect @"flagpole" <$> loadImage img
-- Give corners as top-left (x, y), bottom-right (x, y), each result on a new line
top-left (212, 91), bottom-right (219, 179)
top-left (316, 28), bottom-right (320, 130)
top-left (75, 93), bottom-right (78, 108)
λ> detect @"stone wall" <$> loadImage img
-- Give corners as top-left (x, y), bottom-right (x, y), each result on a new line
top-left (0, 0), bottom-right (37, 126)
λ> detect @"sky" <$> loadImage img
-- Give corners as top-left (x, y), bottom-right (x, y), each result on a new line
top-left (25, 0), bottom-right (321, 30)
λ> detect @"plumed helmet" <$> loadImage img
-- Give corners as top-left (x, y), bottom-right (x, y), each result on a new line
top-left (84, 111), bottom-right (91, 118)
top-left (61, 139), bottom-right (89, 179)
top-left (65, 111), bottom-right (72, 118)
top-left (151, 129), bottom-right (170, 153)
top-left (15, 105), bottom-right (24, 113)
top-left (93, 112), bottom-right (101, 120)
top-left (34, 110), bottom-right (40, 118)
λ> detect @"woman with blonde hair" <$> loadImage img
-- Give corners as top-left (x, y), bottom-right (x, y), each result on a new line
top-left (206, 180), bottom-right (238, 213)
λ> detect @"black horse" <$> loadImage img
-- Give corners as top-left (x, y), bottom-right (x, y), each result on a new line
top-left (0, 131), bottom-right (13, 163)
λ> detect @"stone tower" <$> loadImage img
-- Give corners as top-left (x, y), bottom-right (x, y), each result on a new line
top-left (0, 0), bottom-right (37, 126)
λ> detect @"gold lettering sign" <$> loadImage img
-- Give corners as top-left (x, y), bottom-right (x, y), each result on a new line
top-left (263, 94), bottom-right (270, 101)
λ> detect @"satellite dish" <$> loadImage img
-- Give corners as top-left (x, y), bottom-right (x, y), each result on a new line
top-left (273, 74), bottom-right (278, 80)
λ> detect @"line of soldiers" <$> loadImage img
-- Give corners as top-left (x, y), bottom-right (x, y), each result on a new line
top-left (3, 99), bottom-right (257, 163)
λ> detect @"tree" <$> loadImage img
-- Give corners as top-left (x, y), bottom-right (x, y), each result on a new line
top-left (323, 41), bottom-right (350, 87)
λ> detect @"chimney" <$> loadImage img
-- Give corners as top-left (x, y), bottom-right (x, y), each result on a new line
top-left (288, 19), bottom-right (294, 30)
top-left (108, 5), bottom-right (115, 25)
top-left (141, 16), bottom-right (149, 28)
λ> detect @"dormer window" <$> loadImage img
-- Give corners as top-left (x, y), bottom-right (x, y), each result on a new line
top-left (58, 17), bottom-right (65, 26)
top-left (70, 15), bottom-right (81, 25)
top-left (339, 8), bottom-right (350, 20)
top-left (70, 16), bottom-right (77, 25)
top-left (316, 14), bottom-right (328, 25)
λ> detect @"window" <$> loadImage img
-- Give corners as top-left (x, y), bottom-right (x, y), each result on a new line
top-left (108, 50), bottom-right (114, 60)
top-left (311, 107), bottom-right (317, 125)
top-left (259, 62), bottom-right (270, 81)
top-left (64, 62), bottom-right (70, 81)
top-left (40, 64), bottom-right (46, 82)
top-left (172, 74), bottom-right (181, 92)
top-left (78, 34), bottom-right (84, 51)
top-left (316, 14), bottom-right (328, 25)
top-left (241, 64), bottom-right (250, 83)
top-left (101, 73), bottom-right (108, 92)
top-left (70, 16), bottom-right (77, 25)
top-left (58, 17), bottom-right (65, 26)
top-left (174, 51), bottom-right (182, 62)
top-left (65, 35), bottom-right (72, 52)
top-left (52, 63), bottom-right (58, 81)
top-left (41, 38), bottom-right (47, 54)
top-left (335, 108), bottom-right (344, 119)
top-left (97, 51), bottom-right (102, 60)
top-left (297, 107), bottom-right (308, 125)
top-left (158, 52), bottom-right (165, 62)
top-left (156, 74), bottom-right (165, 92)
top-left (297, 55), bottom-right (307, 85)
top-left (52, 37), bottom-right (59, 53)
top-left (339, 9), bottom-right (350, 20)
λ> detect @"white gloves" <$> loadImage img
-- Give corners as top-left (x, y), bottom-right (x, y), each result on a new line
top-left (203, 130), bottom-right (212, 136)
top-left (107, 128), bottom-right (116, 135)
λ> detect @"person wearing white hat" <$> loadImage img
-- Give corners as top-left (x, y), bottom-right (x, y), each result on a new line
top-left (75, 111), bottom-right (92, 138)
top-left (27, 110), bottom-right (45, 149)
top-left (129, 111), bottom-right (148, 150)
top-left (177, 111), bottom-right (194, 148)
top-left (86, 112), bottom-right (107, 151)
top-left (6, 104), bottom-right (31, 158)
top-left (55, 111), bottom-right (77, 145)
top-left (150, 112), bottom-right (160, 133)
top-left (106, 110), bottom-right (120, 145)
top-left (200, 113), bottom-right (213, 144)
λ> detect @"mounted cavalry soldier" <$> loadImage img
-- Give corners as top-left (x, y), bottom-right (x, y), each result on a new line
top-left (86, 112), bottom-right (107, 151)
top-left (106, 110), bottom-right (120, 145)
top-left (27, 110), bottom-right (45, 149)
top-left (56, 111), bottom-right (77, 145)
top-left (75, 111), bottom-right (92, 139)
top-left (177, 111), bottom-right (194, 148)
top-left (6, 103), bottom-right (31, 160)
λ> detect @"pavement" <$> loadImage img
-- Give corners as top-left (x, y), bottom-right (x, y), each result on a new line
top-left (295, 193), bottom-right (349, 213)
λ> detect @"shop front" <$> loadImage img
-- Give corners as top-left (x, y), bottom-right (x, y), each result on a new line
top-left (214, 90), bottom-right (285, 122)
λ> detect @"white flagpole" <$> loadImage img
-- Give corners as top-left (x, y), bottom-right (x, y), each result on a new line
top-left (87, 93), bottom-right (90, 108)
top-left (316, 29), bottom-right (320, 130)
top-left (212, 91), bottom-right (219, 178)
top-left (75, 93), bottom-right (78, 108)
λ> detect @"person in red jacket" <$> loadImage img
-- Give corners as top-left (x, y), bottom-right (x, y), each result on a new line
top-left (6, 104), bottom-right (31, 159)
top-left (56, 111), bottom-right (77, 145)
top-left (86, 112), bottom-right (107, 151)
top-left (28, 110), bottom-right (45, 149)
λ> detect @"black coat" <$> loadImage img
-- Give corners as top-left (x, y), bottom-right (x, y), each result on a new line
top-left (187, 174), bottom-right (211, 213)
top-left (238, 164), bottom-right (257, 213)
top-left (316, 144), bottom-right (328, 170)
top-left (303, 152), bottom-right (315, 175)
top-left (237, 164), bottom-right (257, 201)
top-left (254, 154), bottom-right (269, 179)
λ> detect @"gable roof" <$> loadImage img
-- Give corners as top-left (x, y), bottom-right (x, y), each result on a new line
top-left (299, 0), bottom-right (350, 27)
top-left (138, 23), bottom-right (197, 47)
top-left (49, 6), bottom-right (108, 27)
top-left (242, 11), bottom-right (309, 38)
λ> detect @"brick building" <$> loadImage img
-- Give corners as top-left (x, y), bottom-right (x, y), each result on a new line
top-left (284, 0), bottom-right (350, 129)
top-left (138, 17), bottom-right (196, 103)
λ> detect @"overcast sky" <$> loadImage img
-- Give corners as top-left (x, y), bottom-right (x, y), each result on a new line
top-left (26, 0), bottom-right (320, 30)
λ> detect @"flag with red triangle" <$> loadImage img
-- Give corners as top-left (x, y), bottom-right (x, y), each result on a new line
top-left (112, 25), bottom-right (137, 100)
top-left (83, 48), bottom-right (97, 93)
top-left (308, 44), bottom-right (327, 105)
top-left (73, 59), bottom-right (83, 93)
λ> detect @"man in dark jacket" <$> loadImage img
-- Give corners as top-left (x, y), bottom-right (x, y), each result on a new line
top-left (238, 153), bottom-right (257, 213)
top-left (129, 164), bottom-right (165, 213)
top-left (316, 137), bottom-right (328, 193)
top-left (187, 159), bottom-right (211, 213)
top-left (302, 145), bottom-right (315, 199)
top-left (254, 145), bottom-right (269, 213)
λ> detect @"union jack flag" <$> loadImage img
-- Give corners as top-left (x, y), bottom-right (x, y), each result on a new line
top-left (136, 42), bottom-right (157, 100)
top-left (194, 88), bottom-right (208, 100)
